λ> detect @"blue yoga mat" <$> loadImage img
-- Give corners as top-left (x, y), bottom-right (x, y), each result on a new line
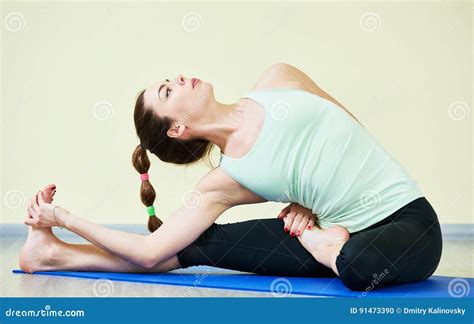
top-left (12, 266), bottom-right (473, 298)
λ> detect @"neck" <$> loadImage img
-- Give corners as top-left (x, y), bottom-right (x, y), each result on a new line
top-left (191, 99), bottom-right (247, 154)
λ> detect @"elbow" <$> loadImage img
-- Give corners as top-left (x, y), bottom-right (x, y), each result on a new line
top-left (140, 251), bottom-right (163, 269)
top-left (134, 235), bottom-right (162, 269)
top-left (141, 257), bottom-right (158, 270)
top-left (137, 240), bottom-right (161, 269)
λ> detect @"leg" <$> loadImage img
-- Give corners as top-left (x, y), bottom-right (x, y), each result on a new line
top-left (177, 218), bottom-right (340, 277)
top-left (19, 226), bottom-right (180, 273)
top-left (21, 218), bottom-right (344, 276)
top-left (334, 198), bottom-right (443, 291)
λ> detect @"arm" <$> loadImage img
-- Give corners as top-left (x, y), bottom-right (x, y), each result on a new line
top-left (60, 190), bottom-right (227, 269)
top-left (33, 167), bottom-right (264, 269)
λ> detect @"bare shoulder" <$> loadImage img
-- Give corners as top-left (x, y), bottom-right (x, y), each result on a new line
top-left (251, 63), bottom-right (304, 91)
top-left (252, 63), bottom-right (363, 126)
top-left (252, 63), bottom-right (341, 106)
top-left (196, 167), bottom-right (267, 207)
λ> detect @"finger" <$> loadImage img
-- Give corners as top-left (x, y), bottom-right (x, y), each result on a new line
top-left (38, 190), bottom-right (45, 205)
top-left (277, 204), bottom-right (292, 219)
top-left (28, 205), bottom-right (38, 218)
top-left (28, 206), bottom-right (39, 220)
top-left (283, 211), bottom-right (296, 232)
top-left (296, 215), bottom-right (310, 237)
top-left (33, 190), bottom-right (41, 206)
top-left (25, 211), bottom-right (34, 221)
top-left (32, 203), bottom-right (41, 215)
top-left (283, 216), bottom-right (291, 232)
top-left (30, 194), bottom-right (37, 208)
top-left (290, 213), bottom-right (303, 236)
top-left (32, 194), bottom-right (41, 212)
top-left (307, 217), bottom-right (315, 230)
top-left (24, 218), bottom-right (36, 226)
top-left (26, 206), bottom-right (36, 217)
top-left (31, 190), bottom-right (40, 202)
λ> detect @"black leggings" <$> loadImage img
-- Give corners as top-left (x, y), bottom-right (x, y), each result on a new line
top-left (177, 197), bottom-right (443, 291)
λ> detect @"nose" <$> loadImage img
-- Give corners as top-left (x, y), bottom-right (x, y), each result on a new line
top-left (175, 74), bottom-right (185, 85)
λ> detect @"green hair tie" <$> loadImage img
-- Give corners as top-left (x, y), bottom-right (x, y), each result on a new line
top-left (147, 205), bottom-right (155, 217)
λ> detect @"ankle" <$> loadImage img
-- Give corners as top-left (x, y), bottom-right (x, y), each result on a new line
top-left (44, 241), bottom-right (64, 269)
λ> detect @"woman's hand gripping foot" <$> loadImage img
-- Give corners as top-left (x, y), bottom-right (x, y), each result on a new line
top-left (19, 184), bottom-right (65, 273)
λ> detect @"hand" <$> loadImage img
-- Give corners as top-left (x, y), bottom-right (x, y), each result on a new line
top-left (277, 203), bottom-right (321, 237)
top-left (25, 190), bottom-right (68, 228)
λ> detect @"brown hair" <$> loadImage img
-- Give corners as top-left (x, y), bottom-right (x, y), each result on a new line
top-left (132, 89), bottom-right (215, 232)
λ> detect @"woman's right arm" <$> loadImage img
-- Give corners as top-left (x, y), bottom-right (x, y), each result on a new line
top-left (37, 166), bottom-right (312, 267)
top-left (43, 167), bottom-right (264, 269)
top-left (142, 166), bottom-right (267, 268)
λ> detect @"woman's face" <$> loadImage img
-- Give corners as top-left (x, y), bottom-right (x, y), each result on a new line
top-left (143, 74), bottom-right (214, 127)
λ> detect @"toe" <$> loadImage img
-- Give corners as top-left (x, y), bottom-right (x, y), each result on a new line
top-left (41, 189), bottom-right (55, 203)
top-left (42, 184), bottom-right (56, 191)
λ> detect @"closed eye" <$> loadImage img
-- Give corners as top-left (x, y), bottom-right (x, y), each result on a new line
top-left (166, 88), bottom-right (172, 98)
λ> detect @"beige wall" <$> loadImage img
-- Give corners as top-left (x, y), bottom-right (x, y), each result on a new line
top-left (1, 1), bottom-right (472, 225)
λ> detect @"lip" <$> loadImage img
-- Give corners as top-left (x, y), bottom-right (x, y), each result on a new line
top-left (191, 78), bottom-right (200, 89)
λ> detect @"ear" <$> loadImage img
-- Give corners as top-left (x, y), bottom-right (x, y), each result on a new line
top-left (166, 123), bottom-right (186, 139)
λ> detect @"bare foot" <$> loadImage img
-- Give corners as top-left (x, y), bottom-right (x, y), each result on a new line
top-left (19, 227), bottom-right (64, 273)
top-left (19, 184), bottom-right (62, 273)
top-left (297, 225), bottom-right (350, 256)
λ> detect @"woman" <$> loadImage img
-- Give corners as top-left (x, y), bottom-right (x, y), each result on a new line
top-left (20, 63), bottom-right (442, 292)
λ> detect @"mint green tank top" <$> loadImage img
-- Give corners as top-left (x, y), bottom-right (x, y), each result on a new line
top-left (219, 88), bottom-right (424, 233)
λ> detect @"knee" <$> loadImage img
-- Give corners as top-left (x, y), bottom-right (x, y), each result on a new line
top-left (336, 245), bottom-right (392, 291)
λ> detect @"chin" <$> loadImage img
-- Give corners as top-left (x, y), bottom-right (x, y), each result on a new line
top-left (198, 83), bottom-right (213, 100)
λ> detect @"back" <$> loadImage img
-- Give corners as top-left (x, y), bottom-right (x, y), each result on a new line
top-left (219, 88), bottom-right (424, 233)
